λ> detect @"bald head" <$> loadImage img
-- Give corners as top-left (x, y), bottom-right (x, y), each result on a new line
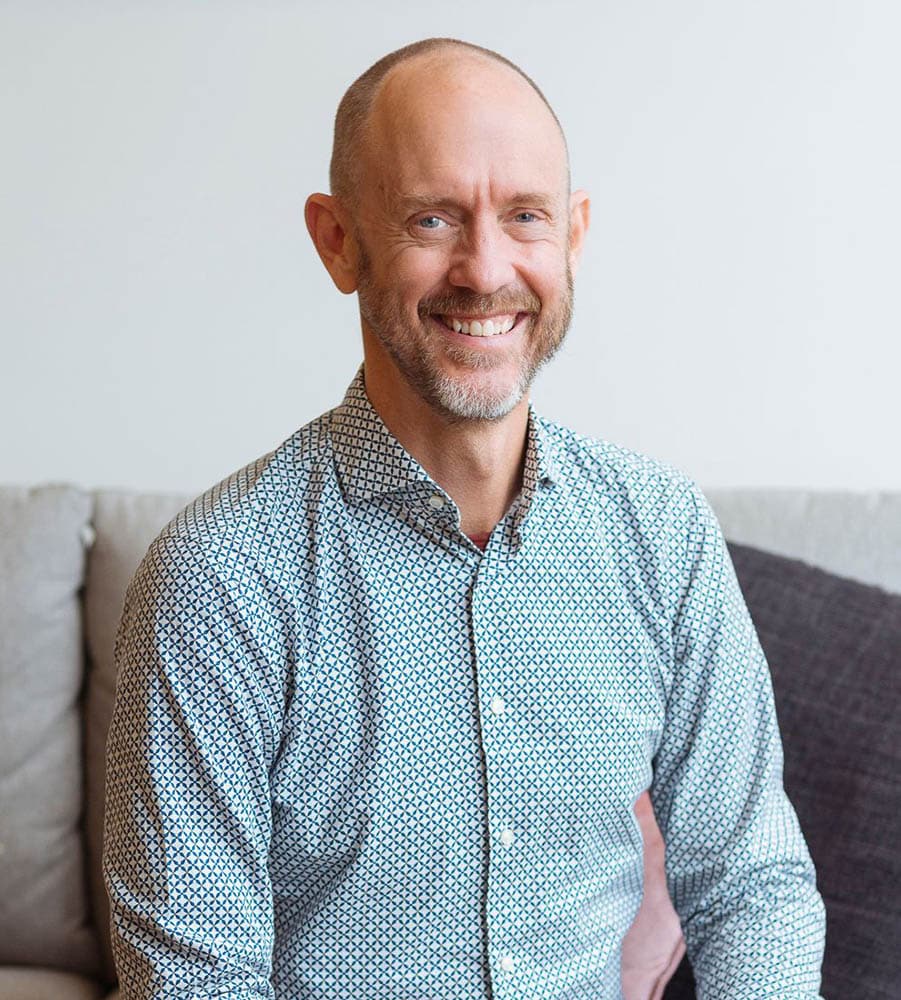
top-left (329, 38), bottom-right (569, 210)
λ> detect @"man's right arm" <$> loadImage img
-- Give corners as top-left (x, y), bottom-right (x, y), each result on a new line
top-left (103, 533), bottom-right (280, 1000)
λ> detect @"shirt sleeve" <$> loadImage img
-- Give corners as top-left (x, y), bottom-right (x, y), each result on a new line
top-left (649, 481), bottom-right (826, 999)
top-left (103, 533), bottom-right (280, 1000)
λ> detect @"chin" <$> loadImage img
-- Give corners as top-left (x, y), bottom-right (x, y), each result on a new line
top-left (427, 370), bottom-right (527, 422)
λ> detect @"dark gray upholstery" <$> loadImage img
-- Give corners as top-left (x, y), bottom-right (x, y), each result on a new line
top-left (664, 542), bottom-right (901, 1000)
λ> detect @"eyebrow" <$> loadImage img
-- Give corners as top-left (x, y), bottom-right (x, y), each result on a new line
top-left (396, 192), bottom-right (559, 215)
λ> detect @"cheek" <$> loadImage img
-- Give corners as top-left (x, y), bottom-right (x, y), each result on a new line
top-left (519, 244), bottom-right (569, 291)
top-left (392, 247), bottom-right (451, 294)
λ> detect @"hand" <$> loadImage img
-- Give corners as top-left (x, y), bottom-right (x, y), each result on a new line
top-left (620, 790), bottom-right (686, 1000)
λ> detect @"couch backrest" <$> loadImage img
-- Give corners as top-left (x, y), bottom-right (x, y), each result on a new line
top-left (0, 486), bottom-right (102, 979)
top-left (705, 488), bottom-right (901, 593)
top-left (82, 484), bottom-right (901, 985)
top-left (2, 482), bottom-right (899, 987)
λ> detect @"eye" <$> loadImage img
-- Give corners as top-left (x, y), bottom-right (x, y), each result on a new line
top-left (416, 216), bottom-right (448, 230)
top-left (514, 211), bottom-right (538, 223)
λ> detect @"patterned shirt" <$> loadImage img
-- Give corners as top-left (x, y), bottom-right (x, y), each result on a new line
top-left (104, 367), bottom-right (825, 999)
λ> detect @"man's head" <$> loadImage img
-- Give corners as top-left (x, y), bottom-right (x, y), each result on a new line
top-left (306, 38), bottom-right (590, 423)
top-left (328, 39), bottom-right (570, 213)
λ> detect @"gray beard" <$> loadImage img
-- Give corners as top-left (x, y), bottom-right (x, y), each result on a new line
top-left (356, 251), bottom-right (574, 424)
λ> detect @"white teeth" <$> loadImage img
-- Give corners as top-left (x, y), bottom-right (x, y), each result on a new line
top-left (441, 315), bottom-right (517, 336)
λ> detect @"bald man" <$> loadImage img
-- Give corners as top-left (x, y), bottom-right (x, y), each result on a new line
top-left (104, 38), bottom-right (826, 1000)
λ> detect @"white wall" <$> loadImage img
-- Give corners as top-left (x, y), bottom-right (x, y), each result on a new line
top-left (2, 1), bottom-right (899, 494)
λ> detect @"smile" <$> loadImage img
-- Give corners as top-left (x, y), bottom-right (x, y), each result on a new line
top-left (435, 313), bottom-right (519, 337)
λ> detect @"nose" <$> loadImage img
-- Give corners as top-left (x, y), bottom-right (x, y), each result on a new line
top-left (446, 219), bottom-right (517, 294)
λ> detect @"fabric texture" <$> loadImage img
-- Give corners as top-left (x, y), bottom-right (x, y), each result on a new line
top-left (665, 545), bottom-right (901, 1000)
top-left (0, 485), bottom-right (100, 978)
top-left (731, 544), bottom-right (900, 999)
top-left (83, 490), bottom-right (191, 986)
top-left (104, 368), bottom-right (826, 999)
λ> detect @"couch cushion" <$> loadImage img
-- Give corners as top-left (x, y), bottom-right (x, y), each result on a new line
top-left (706, 489), bottom-right (901, 593)
top-left (80, 492), bottom-right (900, 993)
top-left (664, 542), bottom-right (901, 1000)
top-left (0, 967), bottom-right (105, 1000)
top-left (0, 485), bottom-right (100, 977)
top-left (82, 490), bottom-right (190, 983)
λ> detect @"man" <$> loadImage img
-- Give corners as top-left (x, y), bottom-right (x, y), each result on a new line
top-left (103, 38), bottom-right (826, 999)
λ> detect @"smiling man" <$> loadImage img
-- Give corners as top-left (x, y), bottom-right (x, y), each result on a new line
top-left (104, 38), bottom-right (825, 1000)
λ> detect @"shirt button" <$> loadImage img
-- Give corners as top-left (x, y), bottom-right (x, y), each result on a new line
top-left (427, 494), bottom-right (445, 510)
top-left (499, 828), bottom-right (515, 847)
top-left (499, 954), bottom-right (515, 973)
top-left (489, 695), bottom-right (506, 715)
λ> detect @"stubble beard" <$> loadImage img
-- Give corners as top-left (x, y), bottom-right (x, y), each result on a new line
top-left (355, 243), bottom-right (575, 424)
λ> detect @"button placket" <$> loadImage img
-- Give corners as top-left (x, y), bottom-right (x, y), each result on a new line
top-left (489, 698), bottom-right (516, 847)
top-left (473, 568), bottom-right (522, 994)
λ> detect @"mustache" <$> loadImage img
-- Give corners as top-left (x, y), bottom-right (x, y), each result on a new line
top-left (419, 290), bottom-right (542, 318)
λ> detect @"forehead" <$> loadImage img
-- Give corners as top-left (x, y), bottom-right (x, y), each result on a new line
top-left (363, 52), bottom-right (569, 210)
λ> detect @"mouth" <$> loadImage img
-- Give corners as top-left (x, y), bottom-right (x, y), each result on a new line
top-left (429, 312), bottom-right (529, 339)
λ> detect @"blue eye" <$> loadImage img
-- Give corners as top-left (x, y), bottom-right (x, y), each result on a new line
top-left (417, 216), bottom-right (445, 229)
top-left (515, 212), bottom-right (537, 223)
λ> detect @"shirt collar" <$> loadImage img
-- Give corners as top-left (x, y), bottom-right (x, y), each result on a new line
top-left (330, 366), bottom-right (561, 507)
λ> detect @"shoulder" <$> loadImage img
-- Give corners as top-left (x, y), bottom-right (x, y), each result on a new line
top-left (535, 416), bottom-right (721, 618)
top-left (537, 414), bottom-right (705, 528)
top-left (138, 408), bottom-right (339, 588)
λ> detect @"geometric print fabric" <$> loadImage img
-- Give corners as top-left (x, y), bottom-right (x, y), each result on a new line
top-left (103, 367), bottom-right (825, 999)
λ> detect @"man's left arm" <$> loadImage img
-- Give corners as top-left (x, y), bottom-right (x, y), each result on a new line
top-left (649, 480), bottom-right (826, 999)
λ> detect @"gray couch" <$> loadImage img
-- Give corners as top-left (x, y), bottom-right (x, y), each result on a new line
top-left (1, 483), bottom-right (899, 1000)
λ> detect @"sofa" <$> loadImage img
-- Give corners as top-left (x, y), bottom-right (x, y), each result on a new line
top-left (0, 482), bottom-right (899, 1000)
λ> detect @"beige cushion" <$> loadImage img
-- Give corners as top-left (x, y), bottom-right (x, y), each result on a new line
top-left (0, 967), bottom-right (104, 1000)
top-left (706, 489), bottom-right (901, 593)
top-left (82, 490), bottom-right (190, 983)
top-left (0, 486), bottom-right (100, 977)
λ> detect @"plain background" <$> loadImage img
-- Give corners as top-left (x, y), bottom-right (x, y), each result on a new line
top-left (2, 1), bottom-right (899, 495)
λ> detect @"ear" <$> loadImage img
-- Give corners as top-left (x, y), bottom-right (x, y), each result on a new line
top-left (304, 193), bottom-right (359, 294)
top-left (567, 189), bottom-right (591, 275)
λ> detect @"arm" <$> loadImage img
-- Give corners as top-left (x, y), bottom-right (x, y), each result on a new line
top-left (649, 482), bottom-right (826, 999)
top-left (103, 533), bottom-right (279, 1000)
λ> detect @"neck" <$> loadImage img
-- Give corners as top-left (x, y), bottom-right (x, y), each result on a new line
top-left (361, 345), bottom-right (529, 538)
